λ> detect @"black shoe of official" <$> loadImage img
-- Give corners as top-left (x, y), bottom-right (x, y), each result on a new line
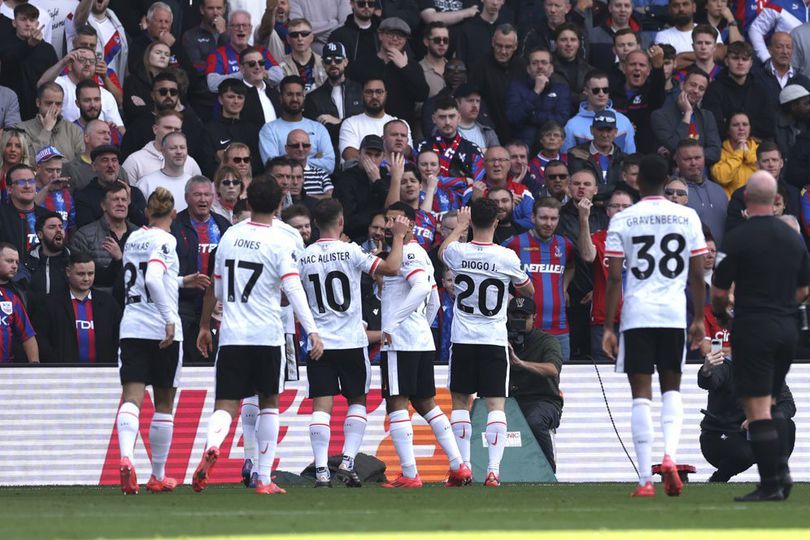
top-left (335, 467), bottom-right (363, 488)
top-left (314, 467), bottom-right (332, 488)
top-left (781, 471), bottom-right (793, 500)
top-left (734, 485), bottom-right (785, 502)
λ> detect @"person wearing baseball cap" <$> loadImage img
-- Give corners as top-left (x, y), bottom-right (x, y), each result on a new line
top-left (506, 295), bottom-right (564, 473)
top-left (568, 109), bottom-right (625, 191)
top-left (334, 133), bottom-right (389, 241)
top-left (33, 146), bottom-right (76, 232)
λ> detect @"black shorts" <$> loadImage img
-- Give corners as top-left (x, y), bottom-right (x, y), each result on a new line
top-left (731, 317), bottom-right (797, 397)
top-left (119, 339), bottom-right (182, 388)
top-left (448, 343), bottom-right (509, 398)
top-left (307, 348), bottom-right (370, 399)
top-left (616, 328), bottom-right (685, 375)
top-left (380, 350), bottom-right (436, 399)
top-left (215, 345), bottom-right (283, 400)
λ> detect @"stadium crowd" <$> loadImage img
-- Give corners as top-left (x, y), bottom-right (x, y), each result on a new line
top-left (0, 0), bottom-right (805, 491)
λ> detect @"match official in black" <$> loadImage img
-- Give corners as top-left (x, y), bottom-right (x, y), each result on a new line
top-left (711, 171), bottom-right (810, 502)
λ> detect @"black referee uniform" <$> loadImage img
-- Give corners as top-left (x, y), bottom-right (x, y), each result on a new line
top-left (713, 215), bottom-right (810, 500)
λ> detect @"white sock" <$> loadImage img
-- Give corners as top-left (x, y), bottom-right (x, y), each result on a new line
top-left (661, 391), bottom-right (683, 461)
top-left (149, 413), bottom-right (173, 480)
top-left (485, 410), bottom-right (507, 476)
top-left (206, 409), bottom-right (232, 450)
top-left (117, 402), bottom-right (140, 461)
top-left (389, 409), bottom-right (417, 478)
top-left (424, 406), bottom-right (462, 471)
top-left (451, 410), bottom-right (472, 468)
top-left (342, 404), bottom-right (367, 469)
top-left (256, 408), bottom-right (279, 484)
top-left (241, 397), bottom-right (259, 463)
top-left (309, 411), bottom-right (331, 469)
top-left (632, 398), bottom-right (654, 485)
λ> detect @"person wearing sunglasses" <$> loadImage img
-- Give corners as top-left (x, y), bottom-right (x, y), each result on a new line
top-left (285, 129), bottom-right (333, 200)
top-left (563, 70), bottom-right (637, 155)
top-left (457, 0), bottom-right (513, 68)
top-left (279, 18), bottom-right (327, 94)
top-left (211, 165), bottom-right (243, 223)
top-left (288, 0), bottom-right (352, 54)
top-left (0, 163), bottom-right (50, 261)
top-left (330, 0), bottom-right (381, 70)
top-left (420, 22), bottom-right (451, 98)
top-left (33, 146), bottom-right (75, 234)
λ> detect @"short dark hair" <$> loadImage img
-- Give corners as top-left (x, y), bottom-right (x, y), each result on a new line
top-left (280, 75), bottom-right (306, 93)
top-left (362, 77), bottom-right (385, 89)
top-left (247, 176), bottom-right (284, 214)
top-left (434, 96), bottom-right (457, 112)
top-left (423, 20), bottom-right (448, 38)
top-left (726, 40), bottom-right (754, 59)
top-left (266, 156), bottom-right (294, 171)
top-left (74, 23), bottom-right (97, 39)
top-left (233, 198), bottom-right (250, 216)
top-left (76, 78), bottom-right (100, 97)
top-left (6, 163), bottom-right (35, 180)
top-left (544, 159), bottom-right (568, 171)
top-left (0, 242), bottom-right (19, 255)
top-left (386, 201), bottom-right (416, 221)
top-left (14, 3), bottom-right (38, 19)
top-left (638, 154), bottom-right (670, 191)
top-left (470, 198), bottom-right (499, 229)
top-left (692, 23), bottom-right (718, 42)
top-left (756, 140), bottom-right (782, 160)
top-left (554, 22), bottom-right (581, 42)
top-left (152, 71), bottom-right (179, 88)
top-left (69, 251), bottom-right (95, 266)
top-left (660, 43), bottom-right (677, 60)
top-left (675, 137), bottom-right (703, 153)
top-left (281, 203), bottom-right (311, 224)
top-left (239, 46), bottom-right (262, 63)
top-left (622, 153), bottom-right (642, 170)
top-left (35, 211), bottom-right (63, 232)
top-left (37, 82), bottom-right (63, 99)
top-left (313, 199), bottom-right (343, 229)
top-left (584, 69), bottom-right (609, 87)
top-left (218, 78), bottom-right (247, 96)
top-left (684, 66), bottom-right (709, 83)
top-left (532, 196), bottom-right (562, 214)
top-left (613, 28), bottom-right (639, 43)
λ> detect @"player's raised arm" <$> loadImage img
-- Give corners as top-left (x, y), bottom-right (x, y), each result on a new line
top-left (438, 206), bottom-right (470, 262)
top-left (375, 215), bottom-right (409, 276)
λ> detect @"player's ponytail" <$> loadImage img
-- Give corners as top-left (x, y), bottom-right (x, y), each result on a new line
top-left (147, 187), bottom-right (175, 219)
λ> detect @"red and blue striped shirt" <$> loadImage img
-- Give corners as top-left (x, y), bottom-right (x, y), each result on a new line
top-left (0, 285), bottom-right (35, 363)
top-left (205, 43), bottom-right (278, 77)
top-left (71, 292), bottom-right (96, 363)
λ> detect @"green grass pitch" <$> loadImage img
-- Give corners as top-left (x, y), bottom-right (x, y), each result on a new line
top-left (1, 483), bottom-right (809, 539)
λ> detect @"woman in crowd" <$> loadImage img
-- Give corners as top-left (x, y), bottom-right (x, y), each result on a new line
top-left (711, 112), bottom-right (759, 198)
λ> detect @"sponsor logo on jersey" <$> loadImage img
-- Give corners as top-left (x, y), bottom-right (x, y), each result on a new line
top-left (522, 263), bottom-right (563, 274)
top-left (76, 320), bottom-right (95, 330)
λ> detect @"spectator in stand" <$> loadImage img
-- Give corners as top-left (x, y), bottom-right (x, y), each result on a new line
top-left (26, 210), bottom-right (69, 297)
top-left (17, 83), bottom-right (84, 163)
top-left (203, 78), bottom-right (262, 173)
top-left (522, 0), bottom-right (573, 55)
top-left (552, 23), bottom-right (593, 103)
top-left (674, 24), bottom-right (722, 83)
top-left (576, 188), bottom-right (635, 362)
top-left (503, 197), bottom-right (575, 360)
top-left (281, 202), bottom-right (313, 243)
top-left (0, 3), bottom-right (57, 121)
top-left (31, 251), bottom-right (121, 364)
top-left (431, 266), bottom-right (455, 364)
top-left (455, 84), bottom-right (499, 152)
top-left (182, 0), bottom-right (228, 74)
top-left (710, 112), bottom-right (759, 197)
top-left (334, 134), bottom-right (389, 241)
top-left (610, 47), bottom-right (667, 154)
top-left (529, 121), bottom-right (567, 185)
top-left (359, 210), bottom-right (389, 255)
top-left (567, 110), bottom-right (626, 191)
top-left (70, 181), bottom-right (137, 294)
top-left (69, 81), bottom-right (122, 149)
top-left (259, 75), bottom-right (335, 172)
top-left (675, 138), bottom-right (728, 244)
top-left (600, 28), bottom-right (643, 86)
top-left (210, 165), bottom-right (243, 222)
top-left (76, 145), bottom-right (146, 229)
top-left (505, 140), bottom-right (542, 198)
top-left (752, 32), bottom-right (810, 113)
top-left (1, 0), bottom-right (51, 44)
top-left (468, 23), bottom-right (523, 141)
top-left (421, 57), bottom-right (468, 137)
top-left (664, 177), bottom-right (689, 205)
top-left (419, 0), bottom-right (481, 46)
top-left (56, 24), bottom-right (124, 110)
top-left (289, 0), bottom-right (351, 54)
top-left (775, 84), bottom-right (810, 158)
top-left (506, 48), bottom-right (571, 148)
top-left (384, 155), bottom-right (438, 250)
top-left (457, 0), bottom-right (512, 68)
top-left (171, 175), bottom-right (230, 363)
top-left (0, 164), bottom-right (49, 261)
top-left (32, 146), bottom-right (74, 232)
top-left (137, 131), bottom-right (194, 212)
top-left (589, 0), bottom-right (648, 73)
top-left (418, 96), bottom-right (485, 183)
top-left (465, 145), bottom-right (534, 229)
top-left (415, 147), bottom-right (467, 216)
top-left (255, 0), bottom-right (291, 61)
top-left (285, 129), bottom-right (332, 200)
top-left (239, 46), bottom-right (281, 134)
top-left (303, 42), bottom-right (363, 159)
top-left (539, 160), bottom-right (571, 203)
top-left (70, 0), bottom-right (129, 88)
top-left (785, 120), bottom-right (810, 189)
top-left (222, 141), bottom-right (254, 192)
top-left (0, 85), bottom-right (21, 132)
top-left (340, 78), bottom-right (399, 164)
top-left (0, 129), bottom-right (33, 204)
top-left (205, 9), bottom-right (284, 94)
top-left (563, 70), bottom-right (636, 154)
top-left (330, 0), bottom-right (381, 78)
top-left (651, 67), bottom-right (721, 163)
top-left (419, 22), bottom-right (451, 99)
top-left (122, 110), bottom-right (202, 184)
top-left (488, 186), bottom-right (524, 244)
top-left (655, 0), bottom-right (722, 55)
top-left (702, 41), bottom-right (775, 141)
top-left (279, 18), bottom-right (327, 94)
top-left (62, 119), bottom-right (127, 192)
top-left (0, 243), bottom-right (38, 363)
top-left (122, 40), bottom-right (172, 121)
top-left (698, 0), bottom-right (743, 44)
top-left (749, 0), bottom-right (807, 64)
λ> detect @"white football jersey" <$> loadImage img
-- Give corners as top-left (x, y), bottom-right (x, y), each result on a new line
top-left (276, 218), bottom-right (305, 334)
top-left (120, 227), bottom-right (183, 341)
top-left (442, 241), bottom-right (530, 345)
top-left (300, 239), bottom-right (381, 349)
top-left (605, 196), bottom-right (708, 331)
top-left (381, 241), bottom-right (435, 352)
top-left (214, 220), bottom-right (301, 346)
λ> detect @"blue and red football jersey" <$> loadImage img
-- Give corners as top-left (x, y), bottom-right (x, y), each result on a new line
top-left (413, 209), bottom-right (437, 251)
top-left (71, 295), bottom-right (96, 363)
top-left (192, 217), bottom-right (222, 274)
top-left (503, 232), bottom-right (574, 335)
top-left (206, 43), bottom-right (278, 76)
top-left (430, 288), bottom-right (454, 363)
top-left (0, 285), bottom-right (35, 363)
top-left (39, 189), bottom-right (75, 231)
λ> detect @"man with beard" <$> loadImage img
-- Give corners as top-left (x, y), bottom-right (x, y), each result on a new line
top-left (171, 175), bottom-right (230, 364)
top-left (655, 0), bottom-right (722, 56)
top-left (340, 78), bottom-right (411, 164)
top-left (70, 0), bottom-right (128, 87)
top-left (456, 84), bottom-right (499, 152)
top-left (33, 146), bottom-right (75, 233)
top-left (259, 75), bottom-right (335, 172)
top-left (331, 0), bottom-right (381, 74)
top-left (488, 186), bottom-right (523, 244)
top-left (26, 210), bottom-right (69, 297)
top-left (775, 84), bottom-right (810, 157)
top-left (119, 72), bottom-right (209, 175)
top-left (71, 80), bottom-right (122, 147)
top-left (418, 96), bottom-right (485, 182)
top-left (420, 22), bottom-right (450, 99)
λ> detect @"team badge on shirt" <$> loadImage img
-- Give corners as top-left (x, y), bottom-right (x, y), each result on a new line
top-left (0, 302), bottom-right (11, 315)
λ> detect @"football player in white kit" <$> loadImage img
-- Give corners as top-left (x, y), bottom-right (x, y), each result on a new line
top-left (439, 199), bottom-right (534, 486)
top-left (602, 155), bottom-right (707, 498)
top-left (191, 178), bottom-right (324, 495)
top-left (300, 199), bottom-right (410, 487)
top-left (116, 187), bottom-right (210, 495)
top-left (379, 202), bottom-right (473, 488)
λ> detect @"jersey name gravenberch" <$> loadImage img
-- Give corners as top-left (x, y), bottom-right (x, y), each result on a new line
top-left (381, 241), bottom-right (435, 352)
top-left (300, 239), bottom-right (381, 349)
top-left (605, 197), bottom-right (707, 331)
top-left (442, 241), bottom-right (530, 345)
top-left (120, 227), bottom-right (182, 341)
top-left (214, 220), bottom-right (300, 347)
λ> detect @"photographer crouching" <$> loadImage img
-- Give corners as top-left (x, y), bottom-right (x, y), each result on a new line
top-left (507, 297), bottom-right (564, 473)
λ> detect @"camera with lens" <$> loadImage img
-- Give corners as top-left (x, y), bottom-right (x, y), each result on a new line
top-left (506, 297), bottom-right (536, 352)
top-left (507, 318), bottom-right (527, 349)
